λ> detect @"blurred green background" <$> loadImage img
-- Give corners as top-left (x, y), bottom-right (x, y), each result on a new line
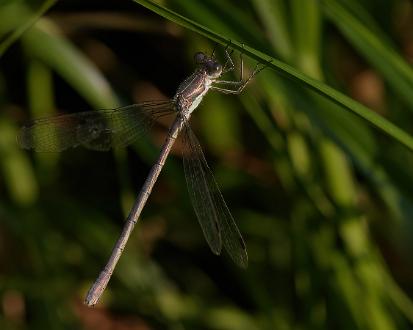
top-left (2, 0), bottom-right (413, 329)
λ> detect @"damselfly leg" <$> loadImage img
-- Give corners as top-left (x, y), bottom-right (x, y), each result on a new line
top-left (211, 45), bottom-right (267, 94)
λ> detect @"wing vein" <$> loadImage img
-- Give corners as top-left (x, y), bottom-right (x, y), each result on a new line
top-left (182, 123), bottom-right (247, 267)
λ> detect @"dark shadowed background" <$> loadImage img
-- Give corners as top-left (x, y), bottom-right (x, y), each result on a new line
top-left (1, 0), bottom-right (413, 329)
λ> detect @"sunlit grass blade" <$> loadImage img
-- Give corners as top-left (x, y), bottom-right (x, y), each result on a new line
top-left (134, 0), bottom-right (413, 152)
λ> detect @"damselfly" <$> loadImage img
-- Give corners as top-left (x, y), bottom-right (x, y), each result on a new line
top-left (18, 47), bottom-right (265, 306)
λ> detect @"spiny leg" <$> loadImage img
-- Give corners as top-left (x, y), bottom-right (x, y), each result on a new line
top-left (214, 43), bottom-right (272, 94)
top-left (217, 43), bottom-right (251, 87)
top-left (211, 61), bottom-right (268, 94)
top-left (222, 43), bottom-right (245, 78)
top-left (222, 44), bottom-right (235, 74)
top-left (222, 49), bottom-right (235, 73)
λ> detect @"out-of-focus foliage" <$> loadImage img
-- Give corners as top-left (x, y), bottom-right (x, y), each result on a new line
top-left (1, 0), bottom-right (413, 329)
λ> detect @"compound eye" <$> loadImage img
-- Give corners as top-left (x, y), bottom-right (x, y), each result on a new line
top-left (194, 52), bottom-right (206, 64)
top-left (207, 62), bottom-right (222, 75)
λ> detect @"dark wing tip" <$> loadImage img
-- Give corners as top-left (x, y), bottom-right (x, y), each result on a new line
top-left (226, 236), bottom-right (248, 268)
top-left (237, 251), bottom-right (248, 269)
top-left (208, 236), bottom-right (222, 255)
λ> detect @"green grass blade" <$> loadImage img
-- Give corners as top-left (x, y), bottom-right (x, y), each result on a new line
top-left (291, 0), bottom-right (322, 78)
top-left (0, 0), bottom-right (57, 57)
top-left (174, 0), bottom-right (262, 44)
top-left (22, 21), bottom-right (118, 109)
top-left (0, 118), bottom-right (39, 205)
top-left (323, 0), bottom-right (413, 111)
top-left (134, 0), bottom-right (413, 152)
top-left (251, 0), bottom-right (293, 60)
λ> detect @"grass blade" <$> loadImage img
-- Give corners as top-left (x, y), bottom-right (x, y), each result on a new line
top-left (0, 0), bottom-right (57, 57)
top-left (22, 22), bottom-right (118, 109)
top-left (134, 0), bottom-right (413, 152)
top-left (323, 0), bottom-right (413, 111)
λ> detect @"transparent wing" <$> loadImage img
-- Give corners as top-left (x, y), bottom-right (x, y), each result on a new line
top-left (17, 100), bottom-right (175, 152)
top-left (182, 123), bottom-right (248, 268)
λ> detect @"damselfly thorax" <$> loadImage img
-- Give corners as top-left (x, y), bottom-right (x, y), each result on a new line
top-left (18, 47), bottom-right (265, 306)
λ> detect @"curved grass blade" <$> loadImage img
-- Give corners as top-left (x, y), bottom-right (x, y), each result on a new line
top-left (182, 123), bottom-right (248, 268)
top-left (133, 0), bottom-right (413, 152)
top-left (0, 0), bottom-right (57, 57)
top-left (22, 23), bottom-right (118, 110)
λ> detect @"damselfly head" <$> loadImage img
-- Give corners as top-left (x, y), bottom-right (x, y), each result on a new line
top-left (194, 52), bottom-right (223, 79)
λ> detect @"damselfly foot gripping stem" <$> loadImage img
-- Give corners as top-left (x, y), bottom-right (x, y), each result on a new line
top-left (17, 46), bottom-right (266, 306)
